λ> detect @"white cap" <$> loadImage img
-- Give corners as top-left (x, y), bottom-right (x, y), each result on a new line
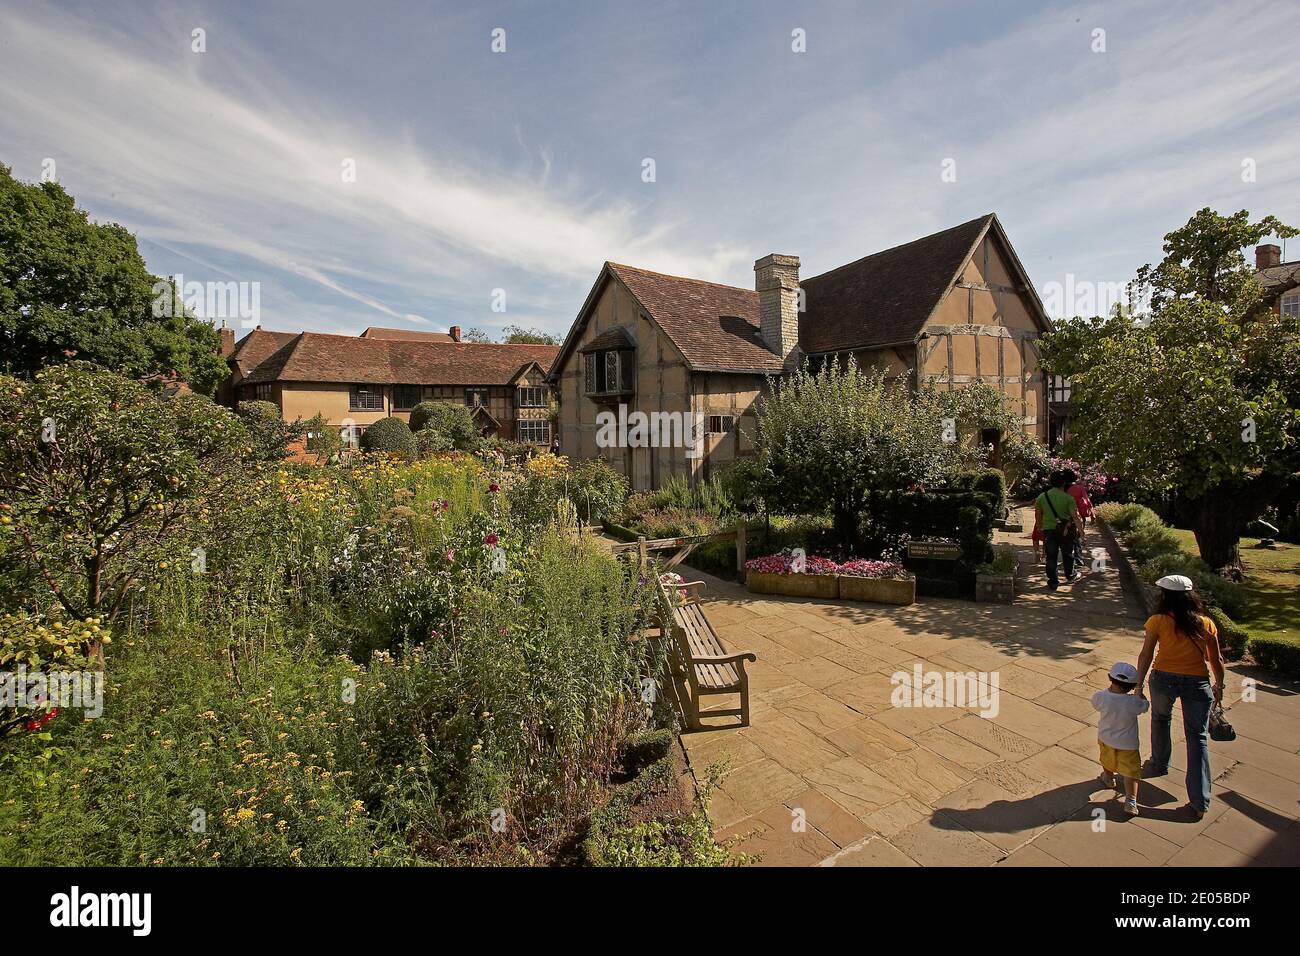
top-left (1155, 574), bottom-right (1194, 592)
top-left (1108, 662), bottom-right (1139, 684)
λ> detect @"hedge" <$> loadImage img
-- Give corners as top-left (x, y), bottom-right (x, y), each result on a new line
top-left (1095, 502), bottom-right (1300, 676)
top-left (1247, 636), bottom-right (1300, 679)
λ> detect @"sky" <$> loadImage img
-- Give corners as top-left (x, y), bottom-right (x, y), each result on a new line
top-left (2, 0), bottom-right (1298, 339)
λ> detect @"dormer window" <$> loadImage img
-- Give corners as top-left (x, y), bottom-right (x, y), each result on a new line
top-left (583, 348), bottom-right (634, 396)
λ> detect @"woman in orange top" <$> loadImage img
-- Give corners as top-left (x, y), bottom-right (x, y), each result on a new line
top-left (1135, 574), bottom-right (1225, 820)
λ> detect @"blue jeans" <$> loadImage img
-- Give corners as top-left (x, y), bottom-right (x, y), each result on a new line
top-left (1149, 669), bottom-right (1214, 812)
top-left (1044, 529), bottom-right (1075, 588)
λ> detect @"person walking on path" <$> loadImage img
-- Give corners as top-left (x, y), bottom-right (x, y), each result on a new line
top-left (1092, 661), bottom-right (1149, 816)
top-left (1034, 471), bottom-right (1081, 590)
top-left (1134, 574), bottom-right (1226, 820)
top-left (1065, 470), bottom-right (1094, 568)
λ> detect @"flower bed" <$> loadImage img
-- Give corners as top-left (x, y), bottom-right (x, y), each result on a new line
top-left (742, 552), bottom-right (915, 605)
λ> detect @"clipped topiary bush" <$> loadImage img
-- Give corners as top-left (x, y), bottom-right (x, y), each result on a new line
top-left (360, 416), bottom-right (416, 456)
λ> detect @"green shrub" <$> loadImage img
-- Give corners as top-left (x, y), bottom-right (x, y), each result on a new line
top-left (410, 401), bottom-right (479, 450)
top-left (1123, 513), bottom-right (1183, 563)
top-left (413, 426), bottom-right (451, 458)
top-left (303, 413), bottom-right (340, 457)
top-left (1247, 636), bottom-right (1300, 679)
top-left (567, 458), bottom-right (629, 524)
top-left (1206, 606), bottom-right (1249, 661)
top-left (1137, 552), bottom-right (1246, 620)
top-left (360, 416), bottom-right (416, 456)
top-left (1095, 502), bottom-right (1154, 532)
top-left (236, 399), bottom-right (299, 460)
top-left (977, 547), bottom-right (1018, 576)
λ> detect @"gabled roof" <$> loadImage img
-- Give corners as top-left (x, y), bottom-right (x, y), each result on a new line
top-left (237, 331), bottom-right (558, 386)
top-left (228, 329), bottom-right (299, 377)
top-left (608, 264), bottom-right (784, 373)
top-left (549, 263), bottom-right (784, 380)
top-left (580, 327), bottom-right (636, 353)
top-left (1257, 260), bottom-right (1300, 298)
top-left (359, 326), bottom-right (456, 342)
top-left (550, 214), bottom-right (1048, 381)
top-left (799, 213), bottom-right (1049, 353)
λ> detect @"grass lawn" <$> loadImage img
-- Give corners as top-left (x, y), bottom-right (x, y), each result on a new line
top-left (1170, 529), bottom-right (1300, 646)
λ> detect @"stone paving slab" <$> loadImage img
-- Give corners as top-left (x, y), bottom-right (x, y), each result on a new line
top-left (676, 508), bottom-right (1300, 867)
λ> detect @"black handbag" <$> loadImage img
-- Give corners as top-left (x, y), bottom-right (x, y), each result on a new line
top-left (1209, 703), bottom-right (1236, 742)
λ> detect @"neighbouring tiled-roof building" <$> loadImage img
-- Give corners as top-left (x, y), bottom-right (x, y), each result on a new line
top-left (219, 325), bottom-right (558, 446)
top-left (1254, 243), bottom-right (1300, 317)
top-left (548, 213), bottom-right (1053, 490)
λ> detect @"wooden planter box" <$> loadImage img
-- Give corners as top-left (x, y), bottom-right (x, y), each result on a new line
top-left (837, 575), bottom-right (916, 605)
top-left (975, 572), bottom-right (1016, 604)
top-left (745, 570), bottom-right (839, 599)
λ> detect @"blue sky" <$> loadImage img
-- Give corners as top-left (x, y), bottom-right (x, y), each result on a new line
top-left (2, 0), bottom-right (1298, 338)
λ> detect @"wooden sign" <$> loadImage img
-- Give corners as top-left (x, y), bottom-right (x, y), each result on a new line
top-left (907, 540), bottom-right (961, 560)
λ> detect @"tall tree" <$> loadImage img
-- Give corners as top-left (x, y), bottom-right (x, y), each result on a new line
top-left (0, 165), bottom-right (229, 394)
top-left (1044, 209), bottom-right (1300, 570)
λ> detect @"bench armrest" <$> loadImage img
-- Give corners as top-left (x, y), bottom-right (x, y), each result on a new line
top-left (688, 650), bottom-right (757, 666)
top-left (676, 580), bottom-right (706, 600)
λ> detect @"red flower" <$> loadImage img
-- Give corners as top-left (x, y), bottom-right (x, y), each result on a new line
top-left (484, 533), bottom-right (499, 546)
top-left (488, 483), bottom-right (500, 493)
top-left (25, 708), bottom-right (58, 732)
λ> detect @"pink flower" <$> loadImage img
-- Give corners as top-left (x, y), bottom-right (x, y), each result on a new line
top-left (445, 548), bottom-right (456, 562)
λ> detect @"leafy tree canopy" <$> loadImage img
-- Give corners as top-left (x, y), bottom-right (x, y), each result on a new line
top-left (501, 325), bottom-right (560, 345)
top-left (1043, 209), bottom-right (1300, 568)
top-left (757, 359), bottom-right (974, 543)
top-left (0, 364), bottom-right (251, 621)
top-left (0, 165), bottom-right (228, 394)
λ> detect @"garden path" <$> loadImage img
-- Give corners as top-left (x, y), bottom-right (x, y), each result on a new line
top-left (678, 507), bottom-right (1300, 866)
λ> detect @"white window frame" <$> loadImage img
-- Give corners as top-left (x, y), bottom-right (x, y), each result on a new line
top-left (1281, 291), bottom-right (1300, 318)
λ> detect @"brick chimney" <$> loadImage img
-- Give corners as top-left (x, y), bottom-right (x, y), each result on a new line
top-left (449, 325), bottom-right (461, 342)
top-left (218, 321), bottom-right (235, 357)
top-left (754, 254), bottom-right (801, 359)
top-left (1256, 244), bottom-right (1281, 271)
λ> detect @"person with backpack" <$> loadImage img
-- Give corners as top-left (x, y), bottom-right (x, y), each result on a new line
top-left (1034, 470), bottom-right (1081, 590)
top-left (1064, 469), bottom-right (1094, 567)
top-left (1133, 574), bottom-right (1226, 820)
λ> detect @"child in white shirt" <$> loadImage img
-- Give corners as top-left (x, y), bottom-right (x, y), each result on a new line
top-left (1091, 661), bottom-right (1150, 816)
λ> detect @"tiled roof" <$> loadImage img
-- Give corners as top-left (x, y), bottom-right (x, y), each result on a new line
top-left (359, 326), bottom-right (456, 342)
top-left (606, 263), bottom-right (783, 372)
top-left (1257, 260), bottom-right (1300, 298)
top-left (239, 331), bottom-right (557, 386)
top-left (580, 327), bottom-right (636, 352)
top-left (799, 215), bottom-right (994, 353)
top-left (228, 329), bottom-right (299, 377)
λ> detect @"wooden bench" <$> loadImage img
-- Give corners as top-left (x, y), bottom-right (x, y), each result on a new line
top-left (661, 580), bottom-right (757, 729)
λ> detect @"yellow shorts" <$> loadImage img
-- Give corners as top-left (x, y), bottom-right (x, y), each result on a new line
top-left (1099, 742), bottom-right (1141, 779)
